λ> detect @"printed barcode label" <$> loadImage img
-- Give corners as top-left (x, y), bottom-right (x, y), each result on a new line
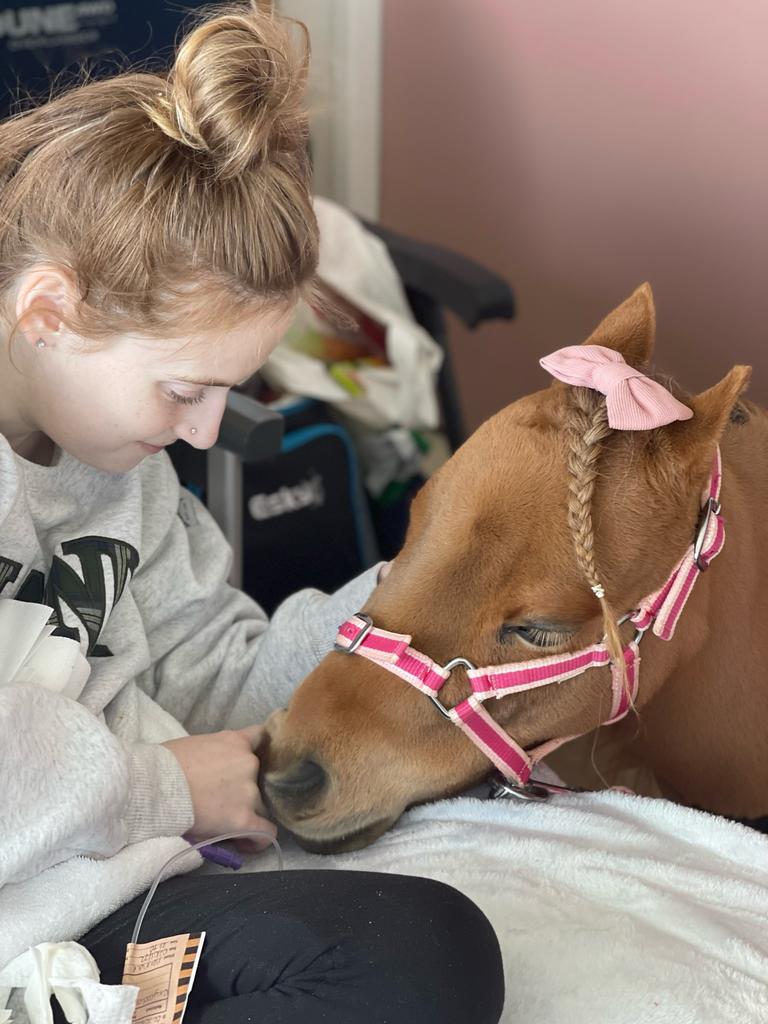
top-left (122, 931), bottom-right (205, 1023)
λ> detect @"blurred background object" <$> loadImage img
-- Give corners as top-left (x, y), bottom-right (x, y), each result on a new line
top-left (0, 2), bottom-right (179, 103)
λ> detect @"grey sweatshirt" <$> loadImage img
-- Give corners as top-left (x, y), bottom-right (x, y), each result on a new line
top-left (0, 434), bottom-right (378, 968)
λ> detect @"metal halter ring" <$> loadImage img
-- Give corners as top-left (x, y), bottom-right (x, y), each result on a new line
top-left (488, 775), bottom-right (552, 802)
top-left (488, 773), bottom-right (588, 803)
top-left (614, 609), bottom-right (648, 647)
top-left (426, 657), bottom-right (477, 720)
top-left (442, 657), bottom-right (477, 674)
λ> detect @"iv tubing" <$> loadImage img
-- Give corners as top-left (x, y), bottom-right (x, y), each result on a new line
top-left (131, 831), bottom-right (283, 945)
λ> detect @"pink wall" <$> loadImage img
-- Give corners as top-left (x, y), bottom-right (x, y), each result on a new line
top-left (380, 0), bottom-right (768, 432)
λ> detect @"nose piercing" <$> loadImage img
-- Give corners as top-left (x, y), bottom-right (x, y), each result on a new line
top-left (36, 339), bottom-right (45, 349)
top-left (190, 427), bottom-right (197, 435)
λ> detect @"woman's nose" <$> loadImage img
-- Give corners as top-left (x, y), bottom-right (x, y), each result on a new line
top-left (178, 391), bottom-right (229, 449)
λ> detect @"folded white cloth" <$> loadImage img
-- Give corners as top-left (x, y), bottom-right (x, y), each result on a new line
top-left (0, 943), bottom-right (137, 1024)
top-left (233, 789), bottom-right (768, 1024)
top-left (0, 601), bottom-right (90, 700)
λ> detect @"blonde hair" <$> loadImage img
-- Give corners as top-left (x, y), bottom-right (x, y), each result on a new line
top-left (0, 1), bottom-right (318, 340)
top-left (566, 388), bottom-right (630, 699)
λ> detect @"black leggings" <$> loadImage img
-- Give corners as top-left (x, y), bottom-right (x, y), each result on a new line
top-left (65, 870), bottom-right (504, 1024)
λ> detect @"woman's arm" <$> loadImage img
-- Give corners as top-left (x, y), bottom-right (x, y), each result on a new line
top-left (132, 452), bottom-right (381, 734)
top-left (0, 683), bottom-right (193, 887)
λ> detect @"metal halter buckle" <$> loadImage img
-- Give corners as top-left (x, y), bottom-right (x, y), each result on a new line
top-left (334, 613), bottom-right (373, 654)
top-left (693, 497), bottom-right (721, 571)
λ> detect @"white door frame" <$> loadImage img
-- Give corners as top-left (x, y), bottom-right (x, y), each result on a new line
top-left (277, 0), bottom-right (382, 220)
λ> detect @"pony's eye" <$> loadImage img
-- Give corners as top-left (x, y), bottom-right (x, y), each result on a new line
top-left (517, 626), bottom-right (569, 649)
top-left (499, 624), bottom-right (572, 649)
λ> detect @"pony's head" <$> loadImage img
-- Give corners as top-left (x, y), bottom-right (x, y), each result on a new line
top-left (261, 284), bottom-right (750, 851)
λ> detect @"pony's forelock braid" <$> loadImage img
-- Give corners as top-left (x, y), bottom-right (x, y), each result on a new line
top-left (565, 389), bottom-right (630, 702)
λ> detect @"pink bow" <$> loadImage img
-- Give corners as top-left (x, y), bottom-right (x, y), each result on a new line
top-left (540, 345), bottom-right (693, 430)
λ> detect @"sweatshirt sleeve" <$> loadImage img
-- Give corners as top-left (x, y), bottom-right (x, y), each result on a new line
top-left (131, 452), bottom-right (381, 734)
top-left (0, 683), bottom-right (194, 887)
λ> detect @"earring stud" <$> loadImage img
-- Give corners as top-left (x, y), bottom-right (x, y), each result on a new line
top-left (36, 339), bottom-right (45, 349)
top-left (190, 427), bottom-right (198, 435)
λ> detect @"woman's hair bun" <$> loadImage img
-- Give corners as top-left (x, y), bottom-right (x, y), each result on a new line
top-left (145, 1), bottom-right (310, 179)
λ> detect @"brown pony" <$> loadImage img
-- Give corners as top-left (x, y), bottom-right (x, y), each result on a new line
top-left (261, 284), bottom-right (767, 852)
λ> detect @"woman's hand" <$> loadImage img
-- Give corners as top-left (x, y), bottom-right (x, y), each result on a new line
top-left (163, 725), bottom-right (276, 851)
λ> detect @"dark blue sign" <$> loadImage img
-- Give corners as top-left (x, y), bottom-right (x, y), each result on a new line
top-left (0, 1), bottom-right (209, 115)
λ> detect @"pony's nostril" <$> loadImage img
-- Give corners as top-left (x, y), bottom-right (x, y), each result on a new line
top-left (266, 759), bottom-right (327, 801)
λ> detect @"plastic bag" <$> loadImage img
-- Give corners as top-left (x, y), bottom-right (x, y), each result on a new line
top-left (261, 197), bottom-right (444, 431)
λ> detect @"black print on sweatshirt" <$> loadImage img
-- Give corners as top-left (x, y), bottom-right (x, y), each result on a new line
top-left (0, 537), bottom-right (140, 657)
top-left (0, 556), bottom-right (21, 592)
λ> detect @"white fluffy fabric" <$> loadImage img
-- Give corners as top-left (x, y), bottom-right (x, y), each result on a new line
top-left (238, 790), bottom-right (768, 1024)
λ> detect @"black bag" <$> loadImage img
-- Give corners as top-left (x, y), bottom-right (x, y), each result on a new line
top-left (241, 400), bottom-right (378, 613)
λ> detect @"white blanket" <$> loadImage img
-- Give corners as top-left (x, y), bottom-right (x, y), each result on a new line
top-left (244, 790), bottom-right (768, 1024)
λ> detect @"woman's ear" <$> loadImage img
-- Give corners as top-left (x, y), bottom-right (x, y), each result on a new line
top-left (15, 265), bottom-right (78, 347)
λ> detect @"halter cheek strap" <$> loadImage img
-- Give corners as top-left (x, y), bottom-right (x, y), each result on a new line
top-left (334, 450), bottom-right (724, 787)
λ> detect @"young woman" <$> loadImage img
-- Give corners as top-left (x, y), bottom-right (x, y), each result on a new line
top-left (0, 3), bottom-right (504, 1021)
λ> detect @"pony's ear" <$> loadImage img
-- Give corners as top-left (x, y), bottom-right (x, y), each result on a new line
top-left (665, 365), bottom-right (751, 480)
top-left (582, 283), bottom-right (656, 370)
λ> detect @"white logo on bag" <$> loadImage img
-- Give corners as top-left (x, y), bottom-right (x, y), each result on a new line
top-left (248, 472), bottom-right (325, 521)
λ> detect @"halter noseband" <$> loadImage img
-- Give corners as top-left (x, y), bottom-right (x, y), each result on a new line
top-left (334, 450), bottom-right (724, 791)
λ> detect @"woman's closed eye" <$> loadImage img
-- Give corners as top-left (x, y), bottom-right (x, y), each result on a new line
top-left (167, 388), bottom-right (207, 406)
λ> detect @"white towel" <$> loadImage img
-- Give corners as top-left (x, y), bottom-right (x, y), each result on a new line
top-left (231, 789), bottom-right (768, 1024)
top-left (0, 837), bottom-right (193, 973)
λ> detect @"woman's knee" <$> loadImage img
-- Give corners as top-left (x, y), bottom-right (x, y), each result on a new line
top-left (349, 872), bottom-right (505, 1024)
top-left (225, 870), bottom-right (505, 1023)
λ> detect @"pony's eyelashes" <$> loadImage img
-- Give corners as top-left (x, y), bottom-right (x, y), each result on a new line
top-left (498, 622), bottom-right (575, 649)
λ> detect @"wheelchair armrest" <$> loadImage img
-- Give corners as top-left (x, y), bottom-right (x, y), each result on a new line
top-left (360, 219), bottom-right (515, 328)
top-left (217, 390), bottom-right (284, 463)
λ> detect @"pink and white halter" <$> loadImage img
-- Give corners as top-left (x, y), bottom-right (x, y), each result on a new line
top-left (334, 346), bottom-right (724, 792)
